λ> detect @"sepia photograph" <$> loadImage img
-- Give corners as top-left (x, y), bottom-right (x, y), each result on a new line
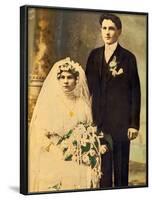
top-left (20, 5), bottom-right (148, 195)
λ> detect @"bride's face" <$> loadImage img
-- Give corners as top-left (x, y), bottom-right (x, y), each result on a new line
top-left (59, 71), bottom-right (77, 92)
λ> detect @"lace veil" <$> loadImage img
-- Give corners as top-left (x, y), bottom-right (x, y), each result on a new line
top-left (29, 58), bottom-right (92, 189)
top-left (30, 57), bottom-right (91, 134)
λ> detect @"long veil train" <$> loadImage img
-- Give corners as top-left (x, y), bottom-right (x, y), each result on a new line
top-left (28, 58), bottom-right (100, 192)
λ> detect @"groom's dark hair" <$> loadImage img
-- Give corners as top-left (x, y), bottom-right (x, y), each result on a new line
top-left (99, 13), bottom-right (122, 30)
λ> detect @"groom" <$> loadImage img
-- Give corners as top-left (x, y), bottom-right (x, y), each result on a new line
top-left (86, 13), bottom-right (141, 187)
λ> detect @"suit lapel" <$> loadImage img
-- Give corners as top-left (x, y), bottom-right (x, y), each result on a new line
top-left (98, 46), bottom-right (105, 78)
top-left (107, 44), bottom-right (121, 65)
top-left (97, 44), bottom-right (122, 80)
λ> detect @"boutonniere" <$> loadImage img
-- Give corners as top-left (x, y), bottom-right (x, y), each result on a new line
top-left (109, 56), bottom-right (124, 77)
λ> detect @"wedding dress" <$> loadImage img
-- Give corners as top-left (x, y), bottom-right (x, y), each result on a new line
top-left (28, 58), bottom-right (96, 193)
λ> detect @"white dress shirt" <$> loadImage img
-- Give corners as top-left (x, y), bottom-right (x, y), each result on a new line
top-left (104, 42), bottom-right (118, 63)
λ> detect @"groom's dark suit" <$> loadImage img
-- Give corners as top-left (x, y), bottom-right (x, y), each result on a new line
top-left (86, 44), bottom-right (141, 187)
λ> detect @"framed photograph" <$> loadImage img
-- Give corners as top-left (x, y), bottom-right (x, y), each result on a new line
top-left (20, 5), bottom-right (148, 195)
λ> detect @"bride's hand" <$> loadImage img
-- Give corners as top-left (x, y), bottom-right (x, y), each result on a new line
top-left (99, 145), bottom-right (108, 154)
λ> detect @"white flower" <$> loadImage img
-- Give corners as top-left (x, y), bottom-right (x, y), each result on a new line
top-left (96, 157), bottom-right (99, 162)
top-left (109, 61), bottom-right (117, 68)
top-left (82, 154), bottom-right (90, 164)
top-left (72, 123), bottom-right (88, 140)
top-left (110, 67), bottom-right (124, 77)
top-left (109, 56), bottom-right (117, 68)
top-left (98, 131), bottom-right (104, 138)
top-left (87, 126), bottom-right (97, 135)
top-left (72, 128), bottom-right (82, 140)
top-left (68, 145), bottom-right (76, 154)
top-left (77, 123), bottom-right (86, 133)
top-left (89, 149), bottom-right (96, 157)
top-left (89, 136), bottom-right (95, 144)
top-left (117, 68), bottom-right (123, 75)
top-left (109, 67), bottom-right (117, 77)
top-left (82, 131), bottom-right (88, 139)
top-left (109, 56), bottom-right (124, 77)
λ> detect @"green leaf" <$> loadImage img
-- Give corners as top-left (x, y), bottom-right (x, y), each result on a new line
top-left (52, 184), bottom-right (59, 189)
top-left (81, 143), bottom-right (90, 153)
top-left (73, 140), bottom-right (77, 146)
top-left (49, 183), bottom-right (61, 190)
top-left (57, 137), bottom-right (64, 145)
top-left (57, 130), bottom-right (73, 145)
top-left (65, 129), bottom-right (73, 138)
top-left (65, 154), bottom-right (72, 161)
top-left (63, 148), bottom-right (68, 154)
top-left (89, 155), bottom-right (97, 168)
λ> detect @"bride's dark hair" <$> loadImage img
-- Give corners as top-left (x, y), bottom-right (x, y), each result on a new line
top-left (57, 63), bottom-right (79, 80)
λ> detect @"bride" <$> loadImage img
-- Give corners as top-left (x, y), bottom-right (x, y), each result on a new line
top-left (29, 58), bottom-right (102, 193)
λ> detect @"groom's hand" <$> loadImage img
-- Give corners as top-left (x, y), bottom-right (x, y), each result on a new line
top-left (128, 128), bottom-right (139, 140)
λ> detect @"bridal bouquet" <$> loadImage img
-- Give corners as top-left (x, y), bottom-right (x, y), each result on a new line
top-left (57, 123), bottom-right (103, 170)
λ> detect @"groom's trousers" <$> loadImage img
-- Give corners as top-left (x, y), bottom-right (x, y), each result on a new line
top-left (100, 140), bottom-right (130, 188)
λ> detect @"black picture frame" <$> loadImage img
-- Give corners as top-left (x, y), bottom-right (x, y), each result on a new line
top-left (20, 5), bottom-right (148, 195)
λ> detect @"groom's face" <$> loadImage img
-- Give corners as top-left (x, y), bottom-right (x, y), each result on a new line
top-left (101, 19), bottom-right (121, 45)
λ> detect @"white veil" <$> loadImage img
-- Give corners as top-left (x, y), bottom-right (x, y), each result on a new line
top-left (30, 57), bottom-right (91, 133)
top-left (28, 57), bottom-right (92, 191)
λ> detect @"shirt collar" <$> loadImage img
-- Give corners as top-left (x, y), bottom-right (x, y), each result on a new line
top-left (105, 41), bottom-right (118, 53)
